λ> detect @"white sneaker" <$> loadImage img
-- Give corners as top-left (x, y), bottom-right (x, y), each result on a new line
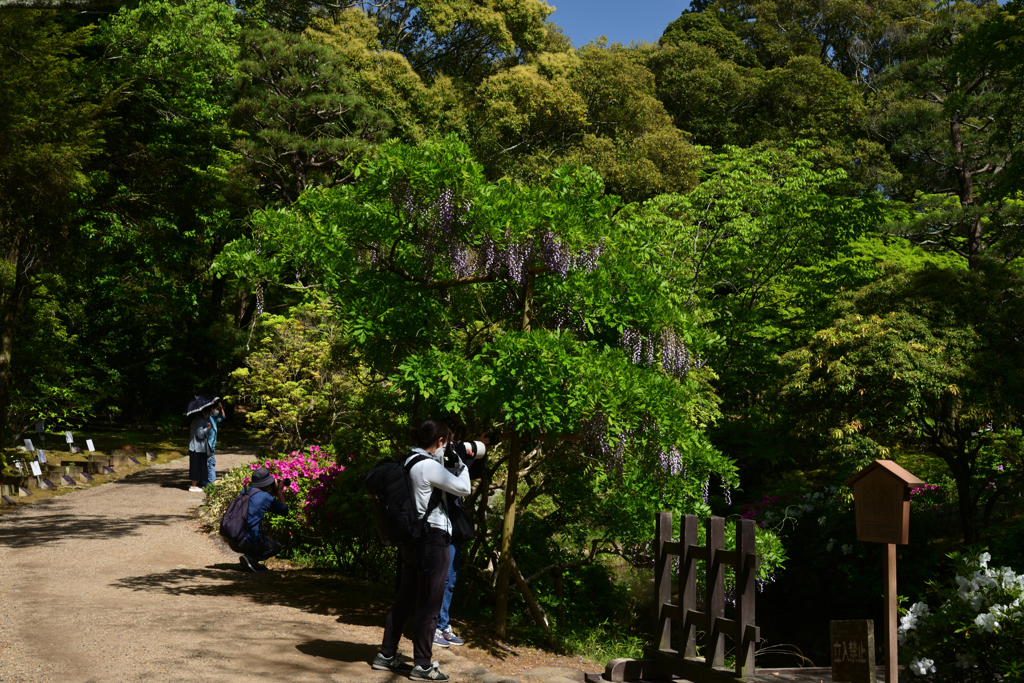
top-left (188, 486), bottom-right (203, 492)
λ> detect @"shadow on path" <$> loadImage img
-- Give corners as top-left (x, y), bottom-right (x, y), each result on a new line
top-left (295, 639), bottom-right (379, 663)
top-left (296, 640), bottom-right (409, 682)
top-left (112, 565), bottom-right (393, 626)
top-left (0, 512), bottom-right (186, 548)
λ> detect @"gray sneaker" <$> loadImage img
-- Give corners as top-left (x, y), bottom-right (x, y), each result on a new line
top-left (371, 652), bottom-right (413, 673)
top-left (410, 662), bottom-right (449, 681)
top-left (432, 629), bottom-right (451, 648)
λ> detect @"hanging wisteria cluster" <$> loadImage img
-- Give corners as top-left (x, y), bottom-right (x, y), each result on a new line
top-left (584, 413), bottom-right (696, 480)
top-left (387, 185), bottom-right (604, 284)
top-left (658, 445), bottom-right (683, 476)
top-left (621, 326), bottom-right (703, 378)
top-left (582, 411), bottom-right (624, 478)
top-left (480, 231), bottom-right (604, 285)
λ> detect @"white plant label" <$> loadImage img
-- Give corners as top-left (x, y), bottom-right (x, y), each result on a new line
top-left (36, 450), bottom-right (46, 464)
top-left (30, 462), bottom-right (42, 476)
top-left (24, 439), bottom-right (34, 452)
top-left (86, 439), bottom-right (95, 453)
top-left (35, 421), bottom-right (44, 433)
top-left (65, 431), bottom-right (73, 443)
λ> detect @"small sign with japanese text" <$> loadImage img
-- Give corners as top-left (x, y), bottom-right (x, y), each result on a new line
top-left (831, 620), bottom-right (876, 683)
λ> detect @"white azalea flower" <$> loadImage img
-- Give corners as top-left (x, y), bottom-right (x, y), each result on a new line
top-left (955, 653), bottom-right (978, 669)
top-left (975, 612), bottom-right (999, 633)
top-left (826, 538), bottom-right (835, 552)
top-left (841, 544), bottom-right (853, 555)
top-left (909, 658), bottom-right (936, 676)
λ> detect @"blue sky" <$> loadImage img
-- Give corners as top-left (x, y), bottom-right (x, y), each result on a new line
top-left (546, 1), bottom-right (692, 47)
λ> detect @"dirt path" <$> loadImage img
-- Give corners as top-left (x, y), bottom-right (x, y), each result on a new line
top-left (0, 450), bottom-right (599, 683)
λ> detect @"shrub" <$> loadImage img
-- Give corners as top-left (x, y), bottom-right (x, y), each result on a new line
top-left (199, 445), bottom-right (341, 550)
top-left (244, 445), bottom-right (343, 546)
top-left (899, 551), bottom-right (1024, 681)
top-left (229, 300), bottom-right (355, 451)
top-left (201, 446), bottom-right (394, 578)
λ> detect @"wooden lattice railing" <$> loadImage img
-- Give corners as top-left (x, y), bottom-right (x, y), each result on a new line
top-left (650, 512), bottom-right (761, 682)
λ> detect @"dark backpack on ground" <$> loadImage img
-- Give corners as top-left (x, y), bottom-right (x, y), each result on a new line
top-left (365, 454), bottom-right (442, 546)
top-left (219, 487), bottom-right (260, 546)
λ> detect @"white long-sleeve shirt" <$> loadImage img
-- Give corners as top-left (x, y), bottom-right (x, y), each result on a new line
top-left (405, 448), bottom-right (471, 534)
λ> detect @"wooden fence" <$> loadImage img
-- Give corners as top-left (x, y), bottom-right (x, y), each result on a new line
top-left (650, 512), bottom-right (761, 683)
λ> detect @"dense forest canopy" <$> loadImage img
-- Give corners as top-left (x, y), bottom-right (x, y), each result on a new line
top-left (3, 0), bottom-right (1024, 662)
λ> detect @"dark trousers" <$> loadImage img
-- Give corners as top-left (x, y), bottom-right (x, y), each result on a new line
top-left (233, 536), bottom-right (282, 562)
top-left (380, 528), bottom-right (451, 667)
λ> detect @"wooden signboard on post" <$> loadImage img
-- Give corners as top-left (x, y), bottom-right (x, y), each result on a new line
top-left (846, 460), bottom-right (925, 683)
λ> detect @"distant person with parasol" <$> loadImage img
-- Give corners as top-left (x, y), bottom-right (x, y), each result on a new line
top-left (186, 395), bottom-right (218, 492)
top-left (206, 400), bottom-right (225, 485)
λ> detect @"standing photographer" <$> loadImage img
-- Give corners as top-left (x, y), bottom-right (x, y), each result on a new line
top-left (236, 467), bottom-right (289, 572)
top-left (434, 437), bottom-right (487, 649)
top-left (373, 419), bottom-right (471, 682)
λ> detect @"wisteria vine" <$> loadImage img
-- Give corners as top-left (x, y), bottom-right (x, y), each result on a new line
top-left (383, 185), bottom-right (604, 284)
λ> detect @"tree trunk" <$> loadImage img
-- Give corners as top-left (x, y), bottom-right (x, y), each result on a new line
top-left (521, 271), bottom-right (535, 332)
top-left (950, 457), bottom-right (978, 545)
top-left (493, 431), bottom-right (521, 636)
top-left (0, 238), bottom-right (31, 445)
top-left (493, 268), bottom-right (536, 635)
top-left (950, 116), bottom-right (984, 269)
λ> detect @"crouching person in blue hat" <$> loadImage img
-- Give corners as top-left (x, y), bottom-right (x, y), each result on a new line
top-left (235, 467), bottom-right (288, 572)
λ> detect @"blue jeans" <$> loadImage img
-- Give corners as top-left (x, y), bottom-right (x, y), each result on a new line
top-left (437, 542), bottom-right (460, 631)
top-left (205, 450), bottom-right (217, 485)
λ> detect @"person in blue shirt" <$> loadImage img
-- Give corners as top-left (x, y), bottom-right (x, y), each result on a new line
top-left (206, 402), bottom-right (225, 485)
top-left (236, 467), bottom-right (288, 572)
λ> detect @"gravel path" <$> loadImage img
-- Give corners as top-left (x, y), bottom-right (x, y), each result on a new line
top-left (0, 450), bottom-right (418, 683)
top-left (0, 450), bottom-right (601, 683)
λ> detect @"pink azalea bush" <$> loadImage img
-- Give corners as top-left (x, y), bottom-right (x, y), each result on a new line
top-left (248, 445), bottom-right (344, 537)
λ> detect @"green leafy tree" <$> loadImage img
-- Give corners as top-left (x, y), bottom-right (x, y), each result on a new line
top-left (234, 25), bottom-right (393, 206)
top-left (876, 0), bottom-right (1024, 268)
top-left (472, 41), bottom-right (702, 201)
top-left (620, 144), bottom-right (887, 378)
top-left (0, 10), bottom-right (101, 446)
top-left (694, 0), bottom-right (930, 78)
top-left (779, 265), bottom-right (1024, 543)
top-left (56, 0), bottom-right (251, 422)
top-left (228, 0), bottom-right (553, 86)
top-left (230, 299), bottom-right (360, 450)
top-left (216, 136), bottom-right (759, 635)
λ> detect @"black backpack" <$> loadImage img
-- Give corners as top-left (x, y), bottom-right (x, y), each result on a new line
top-left (365, 454), bottom-right (442, 546)
top-left (219, 487), bottom-right (260, 545)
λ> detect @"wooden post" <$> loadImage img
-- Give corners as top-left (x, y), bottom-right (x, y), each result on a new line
top-left (655, 511), bottom-right (672, 650)
top-left (735, 519), bottom-right (757, 677)
top-left (494, 432), bottom-right (522, 636)
top-left (884, 543), bottom-right (897, 683)
top-left (679, 514), bottom-right (698, 658)
top-left (705, 516), bottom-right (725, 668)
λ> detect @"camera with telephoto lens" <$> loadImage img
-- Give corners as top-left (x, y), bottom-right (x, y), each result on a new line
top-left (279, 477), bottom-right (291, 490)
top-left (443, 440), bottom-right (487, 469)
